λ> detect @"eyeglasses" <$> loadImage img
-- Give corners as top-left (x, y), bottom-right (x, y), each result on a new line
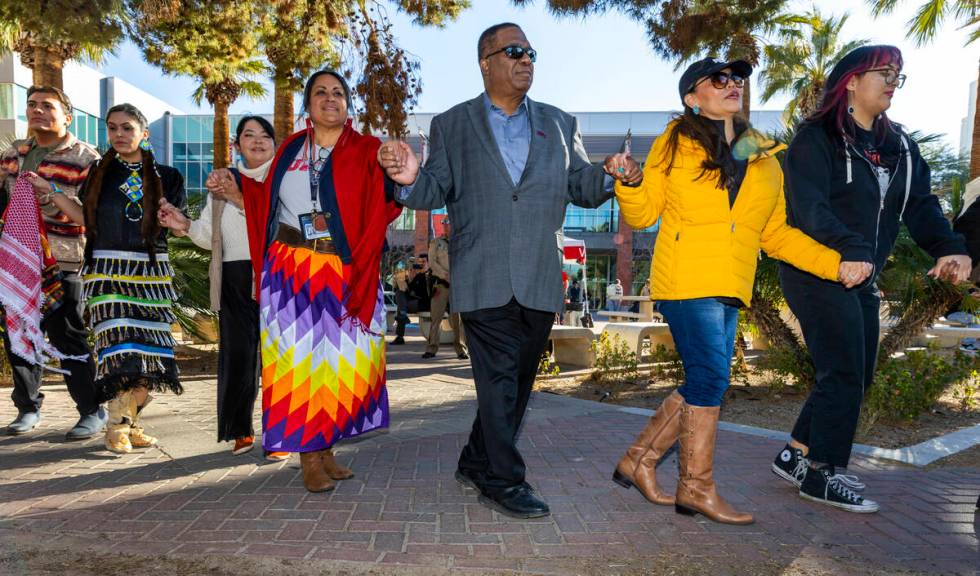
top-left (483, 45), bottom-right (537, 63)
top-left (693, 71), bottom-right (745, 92)
top-left (865, 68), bottom-right (907, 88)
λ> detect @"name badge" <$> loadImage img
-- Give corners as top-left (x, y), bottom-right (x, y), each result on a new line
top-left (299, 211), bottom-right (332, 241)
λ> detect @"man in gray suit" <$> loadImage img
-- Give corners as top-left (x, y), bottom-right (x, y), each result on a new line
top-left (379, 22), bottom-right (641, 518)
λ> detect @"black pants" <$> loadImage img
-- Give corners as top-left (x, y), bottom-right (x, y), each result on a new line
top-left (394, 290), bottom-right (421, 338)
top-left (457, 298), bottom-right (554, 493)
top-left (216, 261), bottom-right (260, 442)
top-left (781, 265), bottom-right (881, 468)
top-left (5, 273), bottom-right (97, 416)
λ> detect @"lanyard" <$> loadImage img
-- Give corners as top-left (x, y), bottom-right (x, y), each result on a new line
top-left (305, 136), bottom-right (330, 212)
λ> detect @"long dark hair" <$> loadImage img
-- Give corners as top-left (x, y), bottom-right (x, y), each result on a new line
top-left (659, 107), bottom-right (749, 190)
top-left (83, 103), bottom-right (164, 262)
top-left (806, 45), bottom-right (903, 144)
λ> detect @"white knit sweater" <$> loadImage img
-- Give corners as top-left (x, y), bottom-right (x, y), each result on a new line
top-left (187, 159), bottom-right (271, 262)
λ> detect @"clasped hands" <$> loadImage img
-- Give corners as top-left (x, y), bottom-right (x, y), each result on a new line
top-left (603, 152), bottom-right (642, 186)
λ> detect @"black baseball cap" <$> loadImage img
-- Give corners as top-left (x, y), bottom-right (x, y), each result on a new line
top-left (678, 57), bottom-right (752, 101)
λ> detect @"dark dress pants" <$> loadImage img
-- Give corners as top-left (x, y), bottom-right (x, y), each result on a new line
top-left (457, 298), bottom-right (554, 494)
top-left (216, 261), bottom-right (260, 442)
top-left (781, 265), bottom-right (880, 468)
top-left (6, 273), bottom-right (97, 416)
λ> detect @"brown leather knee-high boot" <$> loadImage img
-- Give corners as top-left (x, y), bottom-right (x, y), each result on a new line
top-left (300, 450), bottom-right (335, 493)
top-left (612, 390), bottom-right (683, 505)
top-left (675, 402), bottom-right (753, 525)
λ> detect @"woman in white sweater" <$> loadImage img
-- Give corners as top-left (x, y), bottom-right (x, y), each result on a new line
top-left (158, 116), bottom-right (276, 456)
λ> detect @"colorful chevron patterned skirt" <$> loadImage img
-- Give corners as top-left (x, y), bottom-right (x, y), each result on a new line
top-left (82, 250), bottom-right (182, 403)
top-left (259, 241), bottom-right (389, 453)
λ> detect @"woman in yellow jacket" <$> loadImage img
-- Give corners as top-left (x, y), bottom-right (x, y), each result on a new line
top-left (605, 58), bottom-right (864, 525)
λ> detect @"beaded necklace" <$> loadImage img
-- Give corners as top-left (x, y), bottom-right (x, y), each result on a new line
top-left (117, 157), bottom-right (144, 222)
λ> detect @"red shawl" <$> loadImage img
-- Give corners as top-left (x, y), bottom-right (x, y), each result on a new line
top-left (241, 121), bottom-right (402, 328)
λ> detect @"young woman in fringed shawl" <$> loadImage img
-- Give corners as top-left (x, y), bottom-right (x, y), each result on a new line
top-left (210, 70), bottom-right (401, 492)
top-left (68, 103), bottom-right (186, 454)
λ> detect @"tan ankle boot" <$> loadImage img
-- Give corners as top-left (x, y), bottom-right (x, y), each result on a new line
top-left (300, 451), bottom-right (335, 493)
top-left (128, 394), bottom-right (157, 448)
top-left (612, 390), bottom-right (683, 505)
top-left (321, 448), bottom-right (354, 480)
top-left (675, 402), bottom-right (754, 525)
top-left (104, 393), bottom-right (133, 454)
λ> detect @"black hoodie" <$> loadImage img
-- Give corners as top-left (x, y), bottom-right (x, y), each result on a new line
top-left (781, 120), bottom-right (966, 281)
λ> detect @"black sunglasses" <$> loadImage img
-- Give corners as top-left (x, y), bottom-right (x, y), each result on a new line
top-left (693, 71), bottom-right (745, 92)
top-left (483, 45), bottom-right (537, 63)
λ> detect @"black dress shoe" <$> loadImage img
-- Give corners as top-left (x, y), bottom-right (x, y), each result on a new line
top-left (457, 352), bottom-right (469, 360)
top-left (478, 485), bottom-right (550, 519)
top-left (421, 352), bottom-right (436, 359)
top-left (390, 336), bottom-right (405, 345)
top-left (454, 469), bottom-right (483, 491)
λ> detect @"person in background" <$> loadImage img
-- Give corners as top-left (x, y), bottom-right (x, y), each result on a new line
top-left (158, 116), bottom-right (276, 456)
top-left (565, 279), bottom-right (585, 327)
top-left (0, 85), bottom-right (102, 440)
top-left (606, 278), bottom-right (623, 311)
top-left (423, 217), bottom-right (468, 360)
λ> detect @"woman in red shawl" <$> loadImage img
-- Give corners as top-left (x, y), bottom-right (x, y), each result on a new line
top-left (212, 70), bottom-right (400, 492)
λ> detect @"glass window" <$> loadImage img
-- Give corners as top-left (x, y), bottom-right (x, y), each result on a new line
top-left (188, 143), bottom-right (202, 161)
top-left (199, 116), bottom-right (213, 143)
top-left (0, 84), bottom-right (13, 120)
top-left (15, 85), bottom-right (26, 122)
top-left (172, 116), bottom-right (187, 142)
top-left (173, 143), bottom-right (188, 162)
top-left (202, 143), bottom-right (213, 162)
top-left (188, 117), bottom-right (203, 142)
top-left (392, 209), bottom-right (415, 231)
top-left (186, 162), bottom-right (201, 189)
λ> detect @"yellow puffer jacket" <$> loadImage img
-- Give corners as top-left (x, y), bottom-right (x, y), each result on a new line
top-left (616, 122), bottom-right (841, 307)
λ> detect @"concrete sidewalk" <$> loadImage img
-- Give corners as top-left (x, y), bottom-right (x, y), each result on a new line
top-left (0, 336), bottom-right (977, 575)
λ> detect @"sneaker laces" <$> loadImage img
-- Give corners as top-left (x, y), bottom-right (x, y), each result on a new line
top-left (791, 452), bottom-right (809, 481)
top-left (827, 473), bottom-right (863, 504)
top-left (835, 473), bottom-right (865, 491)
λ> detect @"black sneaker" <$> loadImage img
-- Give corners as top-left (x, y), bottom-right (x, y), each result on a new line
top-left (390, 336), bottom-right (405, 345)
top-left (771, 444), bottom-right (808, 488)
top-left (800, 466), bottom-right (879, 513)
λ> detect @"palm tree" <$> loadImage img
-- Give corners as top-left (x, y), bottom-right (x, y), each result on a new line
top-left (261, 1), bottom-right (342, 142)
top-left (867, 0), bottom-right (980, 176)
top-left (0, 1), bottom-right (125, 89)
top-left (128, 0), bottom-right (266, 169)
top-left (759, 9), bottom-right (868, 122)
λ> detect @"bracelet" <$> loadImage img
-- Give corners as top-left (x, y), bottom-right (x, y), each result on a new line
top-left (50, 182), bottom-right (64, 195)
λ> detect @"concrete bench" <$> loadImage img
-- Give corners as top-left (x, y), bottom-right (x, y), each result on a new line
top-left (596, 310), bottom-right (647, 321)
top-left (918, 325), bottom-right (980, 348)
top-left (602, 322), bottom-right (674, 359)
top-left (548, 325), bottom-right (597, 368)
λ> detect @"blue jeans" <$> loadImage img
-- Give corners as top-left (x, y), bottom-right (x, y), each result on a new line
top-left (658, 298), bottom-right (739, 407)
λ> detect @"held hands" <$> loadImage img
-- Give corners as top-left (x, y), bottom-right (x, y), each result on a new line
top-left (206, 168), bottom-right (242, 207)
top-left (157, 197), bottom-right (190, 236)
top-left (838, 261), bottom-right (873, 289)
top-left (604, 153), bottom-right (643, 186)
top-left (377, 140), bottom-right (420, 186)
top-left (928, 254), bottom-right (973, 284)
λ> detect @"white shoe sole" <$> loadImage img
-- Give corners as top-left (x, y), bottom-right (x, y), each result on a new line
top-left (799, 490), bottom-right (879, 513)
top-left (771, 463), bottom-right (803, 488)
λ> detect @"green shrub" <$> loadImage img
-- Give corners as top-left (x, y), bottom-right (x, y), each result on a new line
top-left (591, 332), bottom-right (638, 384)
top-left (537, 353), bottom-right (561, 377)
top-left (649, 344), bottom-right (684, 382)
top-left (862, 350), bottom-right (980, 429)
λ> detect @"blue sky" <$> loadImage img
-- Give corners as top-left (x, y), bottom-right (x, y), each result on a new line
top-left (98, 0), bottom-right (979, 149)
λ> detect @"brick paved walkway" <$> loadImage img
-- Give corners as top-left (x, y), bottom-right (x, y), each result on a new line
top-left (0, 335), bottom-right (977, 575)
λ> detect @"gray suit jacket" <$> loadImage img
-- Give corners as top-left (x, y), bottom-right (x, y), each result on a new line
top-left (399, 94), bottom-right (611, 314)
